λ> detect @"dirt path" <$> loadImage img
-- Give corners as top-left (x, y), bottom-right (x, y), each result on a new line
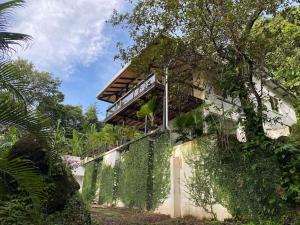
top-left (90, 206), bottom-right (221, 225)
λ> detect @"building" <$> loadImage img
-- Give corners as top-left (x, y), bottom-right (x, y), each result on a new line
top-left (97, 62), bottom-right (296, 140)
top-left (92, 41), bottom-right (297, 220)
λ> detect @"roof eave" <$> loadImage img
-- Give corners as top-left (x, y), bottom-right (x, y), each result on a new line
top-left (96, 62), bottom-right (132, 100)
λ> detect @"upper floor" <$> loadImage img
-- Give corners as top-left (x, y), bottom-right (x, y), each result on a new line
top-left (97, 63), bottom-right (203, 130)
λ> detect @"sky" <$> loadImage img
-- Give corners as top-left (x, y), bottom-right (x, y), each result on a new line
top-left (9, 0), bottom-right (130, 119)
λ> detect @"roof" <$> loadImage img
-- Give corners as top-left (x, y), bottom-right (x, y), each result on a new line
top-left (96, 63), bottom-right (139, 103)
top-left (96, 34), bottom-right (178, 103)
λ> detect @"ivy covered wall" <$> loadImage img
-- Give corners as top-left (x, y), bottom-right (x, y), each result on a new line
top-left (82, 160), bottom-right (99, 202)
top-left (81, 132), bottom-right (172, 210)
top-left (118, 137), bottom-right (149, 208)
top-left (98, 163), bottom-right (117, 205)
top-left (118, 132), bottom-right (172, 209)
top-left (152, 132), bottom-right (172, 208)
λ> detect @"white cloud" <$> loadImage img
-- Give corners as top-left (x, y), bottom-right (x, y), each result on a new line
top-left (12, 0), bottom-right (123, 79)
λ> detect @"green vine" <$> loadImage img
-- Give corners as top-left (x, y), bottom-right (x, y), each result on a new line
top-left (82, 160), bottom-right (99, 202)
top-left (185, 134), bottom-right (292, 221)
top-left (98, 163), bottom-right (117, 205)
top-left (118, 137), bottom-right (149, 209)
top-left (93, 132), bottom-right (172, 210)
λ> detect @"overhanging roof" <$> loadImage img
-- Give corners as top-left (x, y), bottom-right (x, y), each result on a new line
top-left (96, 63), bottom-right (141, 103)
top-left (96, 34), bottom-right (177, 103)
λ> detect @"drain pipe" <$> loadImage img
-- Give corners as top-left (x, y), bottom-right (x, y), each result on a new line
top-left (163, 61), bottom-right (172, 131)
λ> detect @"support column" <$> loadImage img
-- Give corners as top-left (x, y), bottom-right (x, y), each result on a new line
top-left (171, 156), bottom-right (181, 217)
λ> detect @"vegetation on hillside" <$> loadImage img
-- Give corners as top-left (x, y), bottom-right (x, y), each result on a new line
top-left (105, 1), bottom-right (300, 224)
top-left (0, 0), bottom-right (299, 224)
top-left (0, 1), bottom-right (94, 224)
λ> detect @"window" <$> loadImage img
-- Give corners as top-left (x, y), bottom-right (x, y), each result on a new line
top-left (269, 96), bottom-right (279, 112)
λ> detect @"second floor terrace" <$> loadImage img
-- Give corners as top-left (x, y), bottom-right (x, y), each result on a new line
top-left (97, 63), bottom-right (204, 130)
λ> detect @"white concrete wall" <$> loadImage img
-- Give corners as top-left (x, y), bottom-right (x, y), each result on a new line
top-left (156, 141), bottom-right (231, 221)
top-left (102, 149), bottom-right (121, 167)
top-left (203, 80), bottom-right (296, 139)
top-left (63, 155), bottom-right (85, 192)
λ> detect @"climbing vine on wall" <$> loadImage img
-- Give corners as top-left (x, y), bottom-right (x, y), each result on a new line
top-left (92, 132), bottom-right (172, 210)
top-left (152, 132), bottom-right (172, 208)
top-left (118, 137), bottom-right (149, 209)
top-left (185, 134), bottom-right (288, 221)
top-left (82, 160), bottom-right (99, 202)
top-left (98, 163), bottom-right (118, 205)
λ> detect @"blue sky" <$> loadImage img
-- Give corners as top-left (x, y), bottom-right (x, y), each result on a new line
top-left (9, 0), bottom-right (130, 119)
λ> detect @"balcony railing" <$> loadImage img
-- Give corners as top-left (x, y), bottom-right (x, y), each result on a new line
top-left (106, 74), bottom-right (160, 119)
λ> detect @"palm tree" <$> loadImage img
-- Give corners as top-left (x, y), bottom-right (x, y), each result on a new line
top-left (174, 106), bottom-right (204, 142)
top-left (0, 0), bottom-right (48, 222)
top-left (137, 97), bottom-right (157, 133)
top-left (0, 0), bottom-right (31, 58)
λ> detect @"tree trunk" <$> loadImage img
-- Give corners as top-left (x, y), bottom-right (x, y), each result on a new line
top-left (239, 88), bottom-right (264, 140)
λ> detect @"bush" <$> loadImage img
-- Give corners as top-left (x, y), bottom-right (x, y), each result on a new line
top-left (0, 134), bottom-right (96, 225)
top-left (45, 194), bottom-right (92, 225)
top-left (0, 195), bottom-right (39, 225)
top-left (186, 135), bottom-right (286, 221)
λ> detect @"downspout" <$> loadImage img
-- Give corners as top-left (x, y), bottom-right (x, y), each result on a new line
top-left (165, 65), bottom-right (170, 131)
top-left (163, 60), bottom-right (172, 131)
top-left (163, 41), bottom-right (178, 131)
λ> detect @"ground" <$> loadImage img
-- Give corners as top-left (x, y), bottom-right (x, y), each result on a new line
top-left (90, 206), bottom-right (235, 225)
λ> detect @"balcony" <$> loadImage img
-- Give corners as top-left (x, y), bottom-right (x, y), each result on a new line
top-left (104, 74), bottom-right (164, 127)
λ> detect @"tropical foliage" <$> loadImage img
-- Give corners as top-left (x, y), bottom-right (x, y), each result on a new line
top-left (0, 1), bottom-right (93, 224)
top-left (0, 1), bottom-right (49, 222)
top-left (137, 96), bottom-right (158, 129)
top-left (109, 1), bottom-right (300, 224)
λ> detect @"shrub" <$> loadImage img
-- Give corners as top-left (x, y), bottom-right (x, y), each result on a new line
top-left (0, 195), bottom-right (39, 225)
top-left (186, 135), bottom-right (285, 221)
top-left (45, 194), bottom-right (92, 225)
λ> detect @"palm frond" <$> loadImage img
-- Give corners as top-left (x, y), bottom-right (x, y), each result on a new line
top-left (0, 0), bottom-right (31, 56)
top-left (137, 96), bottom-right (157, 118)
top-left (0, 32), bottom-right (31, 51)
top-left (0, 99), bottom-right (50, 138)
top-left (0, 62), bottom-right (29, 105)
top-left (0, 0), bottom-right (25, 11)
top-left (0, 157), bottom-right (44, 208)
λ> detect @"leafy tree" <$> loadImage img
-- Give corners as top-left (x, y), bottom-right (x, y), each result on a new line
top-left (110, 0), bottom-right (300, 140)
top-left (58, 105), bottom-right (85, 135)
top-left (257, 7), bottom-right (300, 95)
top-left (252, 7), bottom-right (300, 115)
top-left (70, 129), bottom-right (84, 156)
top-left (83, 104), bottom-right (103, 131)
top-left (13, 59), bottom-right (64, 108)
top-left (11, 59), bottom-right (88, 133)
top-left (111, 1), bottom-right (300, 221)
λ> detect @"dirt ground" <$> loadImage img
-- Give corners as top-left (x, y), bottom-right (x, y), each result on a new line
top-left (90, 206), bottom-right (233, 225)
